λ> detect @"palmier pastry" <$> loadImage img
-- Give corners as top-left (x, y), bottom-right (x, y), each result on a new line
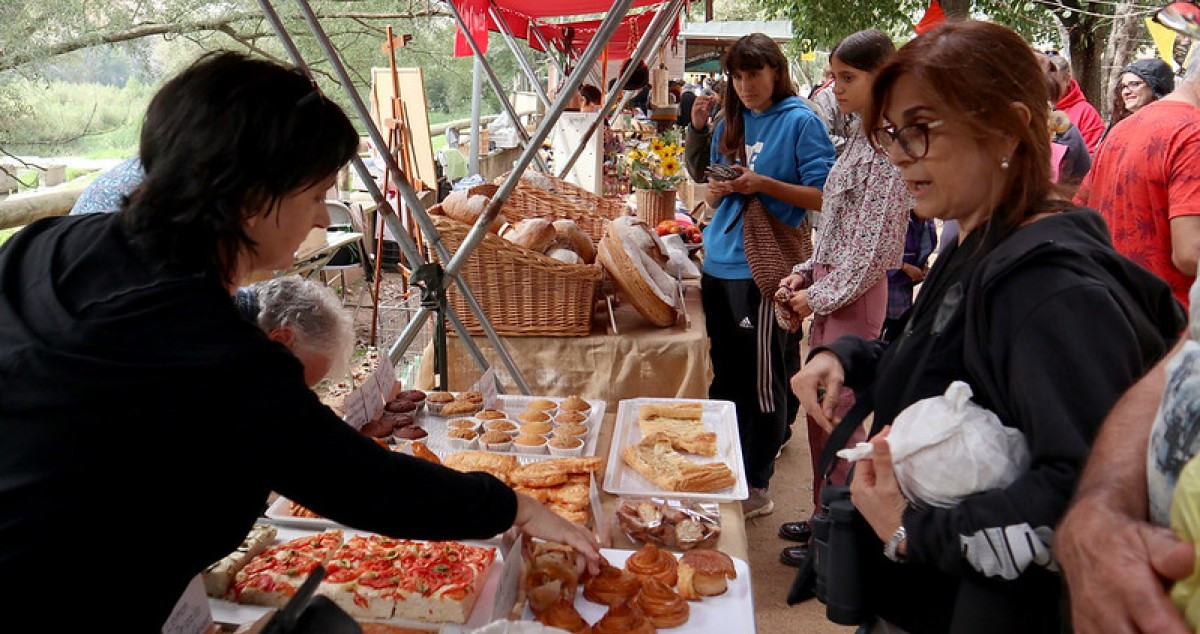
top-left (384, 399), bottom-right (416, 413)
top-left (676, 548), bottom-right (736, 600)
top-left (536, 598), bottom-right (592, 634)
top-left (634, 579), bottom-right (690, 628)
top-left (591, 599), bottom-right (656, 634)
top-left (623, 543), bottom-right (678, 587)
top-left (583, 561), bottom-right (641, 607)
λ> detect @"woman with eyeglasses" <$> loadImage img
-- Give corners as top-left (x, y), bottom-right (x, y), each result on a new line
top-left (774, 29), bottom-right (912, 569)
top-left (790, 21), bottom-right (1182, 633)
top-left (1106, 58), bottom-right (1175, 137)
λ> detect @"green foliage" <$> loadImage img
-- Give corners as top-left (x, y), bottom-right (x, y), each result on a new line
top-left (0, 74), bottom-right (153, 156)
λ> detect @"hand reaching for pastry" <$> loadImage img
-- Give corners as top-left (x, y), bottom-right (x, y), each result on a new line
top-left (514, 492), bottom-right (602, 576)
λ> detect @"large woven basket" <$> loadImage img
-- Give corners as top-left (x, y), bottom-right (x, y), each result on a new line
top-left (429, 212), bottom-right (602, 337)
top-left (495, 171), bottom-right (631, 219)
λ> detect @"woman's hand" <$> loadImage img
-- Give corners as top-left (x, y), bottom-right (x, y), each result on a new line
top-left (791, 350), bottom-right (846, 432)
top-left (787, 289), bottom-right (814, 319)
top-left (779, 272), bottom-right (808, 292)
top-left (513, 492), bottom-right (602, 576)
top-left (724, 165), bottom-right (767, 195)
top-left (902, 263), bottom-right (926, 282)
top-left (691, 95), bottom-right (715, 130)
top-left (850, 428), bottom-right (909, 545)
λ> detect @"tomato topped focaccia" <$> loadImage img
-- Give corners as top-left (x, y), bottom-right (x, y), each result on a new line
top-left (230, 530), bottom-right (344, 607)
top-left (314, 536), bottom-right (497, 624)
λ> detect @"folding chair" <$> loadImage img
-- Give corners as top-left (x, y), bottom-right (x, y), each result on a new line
top-left (319, 201), bottom-right (374, 308)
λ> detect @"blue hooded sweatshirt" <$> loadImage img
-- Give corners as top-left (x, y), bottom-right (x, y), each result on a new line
top-left (703, 96), bottom-right (835, 279)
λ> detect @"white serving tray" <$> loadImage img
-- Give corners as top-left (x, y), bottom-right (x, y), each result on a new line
top-left (603, 398), bottom-right (748, 502)
top-left (419, 394), bottom-right (605, 461)
top-left (521, 547), bottom-right (755, 633)
top-left (209, 527), bottom-right (506, 633)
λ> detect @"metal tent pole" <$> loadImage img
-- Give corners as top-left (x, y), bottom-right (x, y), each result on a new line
top-left (489, 2), bottom-right (550, 109)
top-left (254, 0), bottom-right (495, 376)
top-left (287, 0), bottom-right (533, 393)
top-left (558, 0), bottom-right (683, 180)
top-left (469, 58), bottom-right (483, 175)
top-left (531, 27), bottom-right (567, 80)
top-left (443, 0), bottom-right (635, 280)
top-left (446, 3), bottom-right (549, 173)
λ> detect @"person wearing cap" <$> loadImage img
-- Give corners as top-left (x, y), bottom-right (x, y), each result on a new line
top-left (1107, 57), bottom-right (1176, 135)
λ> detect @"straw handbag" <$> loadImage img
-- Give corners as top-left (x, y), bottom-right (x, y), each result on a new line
top-left (738, 195), bottom-right (812, 299)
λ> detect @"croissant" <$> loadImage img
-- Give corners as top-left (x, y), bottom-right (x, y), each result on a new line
top-left (591, 598), bottom-right (657, 634)
top-left (583, 561), bottom-right (642, 606)
top-left (676, 548), bottom-right (737, 600)
top-left (634, 579), bottom-right (689, 628)
top-left (623, 543), bottom-right (678, 587)
top-left (536, 597), bottom-right (592, 634)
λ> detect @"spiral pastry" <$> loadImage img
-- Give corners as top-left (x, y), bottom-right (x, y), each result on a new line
top-left (634, 578), bottom-right (690, 628)
top-left (583, 562), bottom-right (642, 606)
top-left (623, 543), bottom-right (679, 587)
top-left (591, 598), bottom-right (657, 634)
top-left (536, 597), bottom-right (593, 634)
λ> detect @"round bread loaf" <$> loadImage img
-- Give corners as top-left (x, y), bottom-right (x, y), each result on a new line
top-left (553, 219), bottom-right (596, 263)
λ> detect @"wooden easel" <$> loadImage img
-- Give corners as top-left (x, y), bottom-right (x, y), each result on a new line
top-left (371, 27), bottom-right (426, 346)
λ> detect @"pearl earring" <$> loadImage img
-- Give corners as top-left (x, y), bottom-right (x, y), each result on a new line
top-left (1000, 157), bottom-right (1011, 170)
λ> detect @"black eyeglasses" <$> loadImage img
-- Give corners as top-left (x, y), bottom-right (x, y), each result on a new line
top-left (871, 120), bottom-right (945, 159)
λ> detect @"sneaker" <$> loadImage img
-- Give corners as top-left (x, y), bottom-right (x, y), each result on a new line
top-left (742, 487), bottom-right (774, 519)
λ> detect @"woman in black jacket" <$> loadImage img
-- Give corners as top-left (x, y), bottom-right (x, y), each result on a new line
top-left (791, 21), bottom-right (1183, 633)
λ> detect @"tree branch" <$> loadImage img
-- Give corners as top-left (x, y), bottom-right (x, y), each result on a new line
top-left (0, 9), bottom-right (450, 72)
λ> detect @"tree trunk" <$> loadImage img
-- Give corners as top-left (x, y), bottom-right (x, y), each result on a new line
top-left (941, 0), bottom-right (971, 19)
top-left (1064, 14), bottom-right (1110, 109)
top-left (1098, 7), bottom-right (1143, 120)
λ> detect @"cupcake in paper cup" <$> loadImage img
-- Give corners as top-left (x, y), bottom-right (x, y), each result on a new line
top-left (483, 419), bottom-right (519, 437)
top-left (513, 433), bottom-right (548, 455)
top-left (446, 428), bottom-right (479, 451)
top-left (553, 410), bottom-right (589, 426)
top-left (547, 436), bottom-right (585, 457)
top-left (480, 430), bottom-right (514, 452)
top-left (425, 391), bottom-right (455, 416)
top-left (558, 394), bottom-right (592, 418)
top-left (447, 418), bottom-right (480, 434)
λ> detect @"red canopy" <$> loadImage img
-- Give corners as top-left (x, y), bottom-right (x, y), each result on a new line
top-left (914, 0), bottom-right (947, 35)
top-left (452, 0), bottom-right (669, 59)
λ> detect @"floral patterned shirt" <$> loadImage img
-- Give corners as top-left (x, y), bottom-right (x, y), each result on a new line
top-left (795, 133), bottom-right (912, 314)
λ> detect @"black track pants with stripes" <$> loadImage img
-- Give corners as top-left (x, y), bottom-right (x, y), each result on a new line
top-left (701, 274), bottom-right (801, 490)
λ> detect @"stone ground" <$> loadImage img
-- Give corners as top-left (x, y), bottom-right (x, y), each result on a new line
top-left (321, 270), bottom-right (852, 633)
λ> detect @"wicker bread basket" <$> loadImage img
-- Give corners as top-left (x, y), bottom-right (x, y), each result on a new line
top-left (596, 219), bottom-right (678, 328)
top-left (428, 211), bottom-right (602, 337)
top-left (496, 171), bottom-right (631, 220)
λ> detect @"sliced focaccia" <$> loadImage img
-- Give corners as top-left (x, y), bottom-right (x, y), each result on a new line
top-left (230, 530), bottom-right (345, 607)
top-left (202, 523), bottom-right (278, 597)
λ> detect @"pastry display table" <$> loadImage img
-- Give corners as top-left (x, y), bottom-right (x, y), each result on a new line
top-left (415, 283), bottom-right (712, 411)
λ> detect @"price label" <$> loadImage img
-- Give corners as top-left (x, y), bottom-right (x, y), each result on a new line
top-left (360, 378), bottom-right (383, 419)
top-left (342, 389), bottom-right (370, 430)
top-left (161, 575), bottom-right (215, 634)
top-left (473, 367), bottom-right (499, 409)
top-left (373, 355), bottom-right (398, 400)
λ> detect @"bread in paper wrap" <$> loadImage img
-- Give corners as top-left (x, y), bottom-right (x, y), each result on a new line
top-left (837, 381), bottom-right (1030, 507)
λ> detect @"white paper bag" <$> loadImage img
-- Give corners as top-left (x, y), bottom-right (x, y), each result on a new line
top-left (838, 381), bottom-right (1030, 507)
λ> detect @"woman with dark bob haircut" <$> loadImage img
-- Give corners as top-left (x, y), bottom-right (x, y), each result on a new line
top-left (702, 32), bottom-right (835, 519)
top-left (0, 52), bottom-right (599, 629)
top-left (791, 21), bottom-right (1182, 633)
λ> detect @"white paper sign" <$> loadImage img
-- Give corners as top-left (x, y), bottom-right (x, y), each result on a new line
top-left (342, 389), bottom-right (370, 430)
top-left (473, 366), bottom-right (499, 409)
top-left (161, 575), bottom-right (216, 634)
top-left (360, 378), bottom-right (383, 419)
top-left (373, 355), bottom-right (398, 400)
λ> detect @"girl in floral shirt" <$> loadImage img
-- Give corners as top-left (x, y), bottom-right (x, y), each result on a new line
top-left (777, 29), bottom-right (912, 559)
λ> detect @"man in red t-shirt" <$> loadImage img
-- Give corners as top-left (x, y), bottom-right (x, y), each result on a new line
top-left (1074, 69), bottom-right (1200, 310)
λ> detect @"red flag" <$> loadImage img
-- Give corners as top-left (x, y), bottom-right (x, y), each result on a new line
top-left (453, 0), bottom-right (489, 57)
top-left (915, 0), bottom-right (946, 34)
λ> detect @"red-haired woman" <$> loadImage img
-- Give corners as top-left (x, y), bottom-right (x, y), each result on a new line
top-left (791, 21), bottom-right (1182, 632)
top-left (701, 33), bottom-right (836, 518)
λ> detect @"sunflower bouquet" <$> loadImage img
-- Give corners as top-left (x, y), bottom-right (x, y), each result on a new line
top-left (621, 129), bottom-right (686, 192)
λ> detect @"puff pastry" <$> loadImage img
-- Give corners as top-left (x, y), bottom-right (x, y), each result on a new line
top-left (536, 598), bottom-right (593, 633)
top-left (623, 543), bottom-right (678, 587)
top-left (524, 541), bottom-right (579, 615)
top-left (591, 599), bottom-right (656, 634)
top-left (583, 562), bottom-right (642, 607)
top-left (441, 451), bottom-right (518, 484)
top-left (637, 403), bottom-right (716, 457)
top-left (634, 579), bottom-right (690, 628)
top-left (622, 433), bottom-right (735, 493)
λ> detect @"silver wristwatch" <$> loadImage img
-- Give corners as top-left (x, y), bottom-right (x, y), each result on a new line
top-left (883, 525), bottom-right (907, 563)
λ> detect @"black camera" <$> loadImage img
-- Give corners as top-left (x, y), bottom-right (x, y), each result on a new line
top-left (810, 483), bottom-right (872, 625)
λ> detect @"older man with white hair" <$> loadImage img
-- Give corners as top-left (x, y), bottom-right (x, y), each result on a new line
top-left (237, 275), bottom-right (355, 387)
